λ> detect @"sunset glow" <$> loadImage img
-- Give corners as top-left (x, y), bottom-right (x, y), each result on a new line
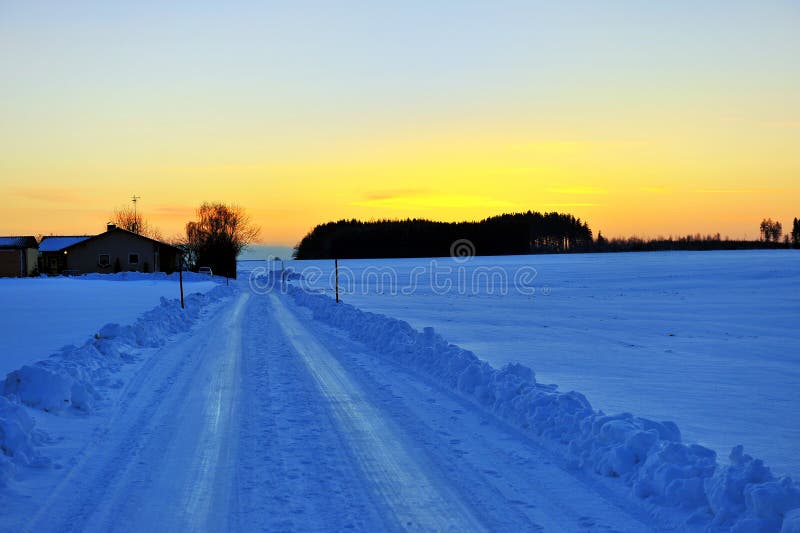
top-left (1, 1), bottom-right (798, 245)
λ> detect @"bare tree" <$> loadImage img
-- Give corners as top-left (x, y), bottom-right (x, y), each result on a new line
top-left (182, 202), bottom-right (260, 278)
top-left (111, 206), bottom-right (162, 240)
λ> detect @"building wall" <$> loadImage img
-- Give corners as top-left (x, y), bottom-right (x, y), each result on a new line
top-left (63, 230), bottom-right (179, 275)
top-left (0, 248), bottom-right (38, 277)
top-left (24, 248), bottom-right (38, 275)
top-left (41, 251), bottom-right (67, 275)
top-left (0, 249), bottom-right (22, 277)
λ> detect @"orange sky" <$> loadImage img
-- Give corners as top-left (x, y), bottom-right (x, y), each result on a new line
top-left (1, 2), bottom-right (798, 245)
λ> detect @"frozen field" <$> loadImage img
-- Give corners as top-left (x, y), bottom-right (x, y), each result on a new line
top-left (0, 274), bottom-right (217, 376)
top-left (273, 250), bottom-right (800, 478)
top-left (1, 259), bottom-right (797, 531)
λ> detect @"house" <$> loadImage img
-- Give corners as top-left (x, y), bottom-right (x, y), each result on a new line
top-left (39, 225), bottom-right (182, 276)
top-left (38, 235), bottom-right (92, 275)
top-left (0, 236), bottom-right (39, 277)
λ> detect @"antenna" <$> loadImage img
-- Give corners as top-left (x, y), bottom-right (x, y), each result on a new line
top-left (131, 194), bottom-right (140, 234)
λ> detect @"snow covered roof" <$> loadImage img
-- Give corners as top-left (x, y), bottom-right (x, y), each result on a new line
top-left (38, 236), bottom-right (92, 252)
top-left (37, 230), bottom-right (181, 253)
top-left (0, 236), bottom-right (37, 249)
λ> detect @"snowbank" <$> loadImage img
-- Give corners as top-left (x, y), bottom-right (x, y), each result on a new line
top-left (77, 270), bottom-right (221, 282)
top-left (248, 267), bottom-right (304, 288)
top-left (0, 285), bottom-right (233, 485)
top-left (0, 396), bottom-right (50, 487)
top-left (289, 286), bottom-right (800, 532)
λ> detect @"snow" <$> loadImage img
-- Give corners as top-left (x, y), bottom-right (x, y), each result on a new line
top-left (0, 237), bottom-right (35, 248)
top-left (0, 273), bottom-right (217, 377)
top-left (286, 277), bottom-right (800, 531)
top-left (37, 236), bottom-right (91, 252)
top-left (1, 254), bottom-right (797, 530)
top-left (268, 292), bottom-right (487, 530)
top-left (0, 395), bottom-right (49, 484)
top-left (0, 283), bottom-right (233, 487)
top-left (783, 509), bottom-right (800, 533)
top-left (1, 286), bottom-right (659, 531)
top-left (282, 250), bottom-right (800, 479)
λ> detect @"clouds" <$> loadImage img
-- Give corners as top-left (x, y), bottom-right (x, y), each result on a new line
top-left (547, 186), bottom-right (608, 195)
top-left (694, 188), bottom-right (788, 194)
top-left (539, 202), bottom-right (599, 208)
top-left (150, 205), bottom-right (196, 219)
top-left (8, 186), bottom-right (86, 204)
top-left (512, 140), bottom-right (648, 155)
top-left (352, 191), bottom-right (515, 210)
top-left (360, 189), bottom-right (431, 201)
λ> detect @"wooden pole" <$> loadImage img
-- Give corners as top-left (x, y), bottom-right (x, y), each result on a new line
top-left (335, 258), bottom-right (339, 303)
top-left (179, 255), bottom-right (185, 309)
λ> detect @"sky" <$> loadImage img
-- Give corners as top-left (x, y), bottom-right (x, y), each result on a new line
top-left (1, 1), bottom-right (798, 246)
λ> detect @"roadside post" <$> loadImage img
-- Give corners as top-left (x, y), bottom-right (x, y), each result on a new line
top-left (179, 255), bottom-right (185, 309)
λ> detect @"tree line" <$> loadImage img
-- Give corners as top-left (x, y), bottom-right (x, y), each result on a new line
top-left (111, 200), bottom-right (797, 269)
top-left (593, 233), bottom-right (792, 253)
top-left (294, 213), bottom-right (800, 259)
top-left (794, 218), bottom-right (800, 245)
top-left (293, 212), bottom-right (593, 259)
top-left (760, 217), bottom-right (800, 246)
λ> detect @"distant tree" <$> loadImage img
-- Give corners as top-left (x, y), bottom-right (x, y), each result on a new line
top-left (595, 231), bottom-right (608, 249)
top-left (182, 202), bottom-right (260, 278)
top-left (792, 218), bottom-right (800, 247)
top-left (111, 206), bottom-right (162, 240)
top-left (760, 218), bottom-right (782, 242)
top-left (293, 211), bottom-right (593, 259)
top-left (760, 218), bottom-right (770, 241)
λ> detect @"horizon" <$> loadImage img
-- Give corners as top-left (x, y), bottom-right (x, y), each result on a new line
top-left (18, 208), bottom-right (798, 247)
top-left (1, 1), bottom-right (798, 244)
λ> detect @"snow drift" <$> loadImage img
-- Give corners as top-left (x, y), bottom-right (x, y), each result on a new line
top-left (0, 396), bottom-right (50, 487)
top-left (289, 286), bottom-right (800, 532)
top-left (0, 285), bottom-right (233, 486)
top-left (77, 270), bottom-right (221, 282)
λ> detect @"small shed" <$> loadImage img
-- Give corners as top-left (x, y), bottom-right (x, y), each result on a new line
top-left (0, 236), bottom-right (39, 277)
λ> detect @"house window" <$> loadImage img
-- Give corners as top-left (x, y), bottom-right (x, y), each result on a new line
top-left (49, 258), bottom-right (57, 268)
top-left (98, 254), bottom-right (110, 267)
top-left (129, 253), bottom-right (139, 265)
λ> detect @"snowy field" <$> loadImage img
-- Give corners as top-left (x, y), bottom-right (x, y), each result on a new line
top-left (0, 273), bottom-right (217, 376)
top-left (0, 258), bottom-right (797, 531)
top-left (260, 250), bottom-right (800, 478)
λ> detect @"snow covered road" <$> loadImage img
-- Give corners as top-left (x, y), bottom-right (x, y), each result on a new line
top-left (24, 293), bottom-right (249, 532)
top-left (269, 292), bottom-right (485, 531)
top-left (9, 285), bottom-right (672, 531)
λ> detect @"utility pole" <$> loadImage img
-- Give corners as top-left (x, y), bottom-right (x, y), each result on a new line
top-left (131, 194), bottom-right (141, 234)
top-left (335, 258), bottom-right (339, 303)
top-left (179, 254), bottom-right (185, 309)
